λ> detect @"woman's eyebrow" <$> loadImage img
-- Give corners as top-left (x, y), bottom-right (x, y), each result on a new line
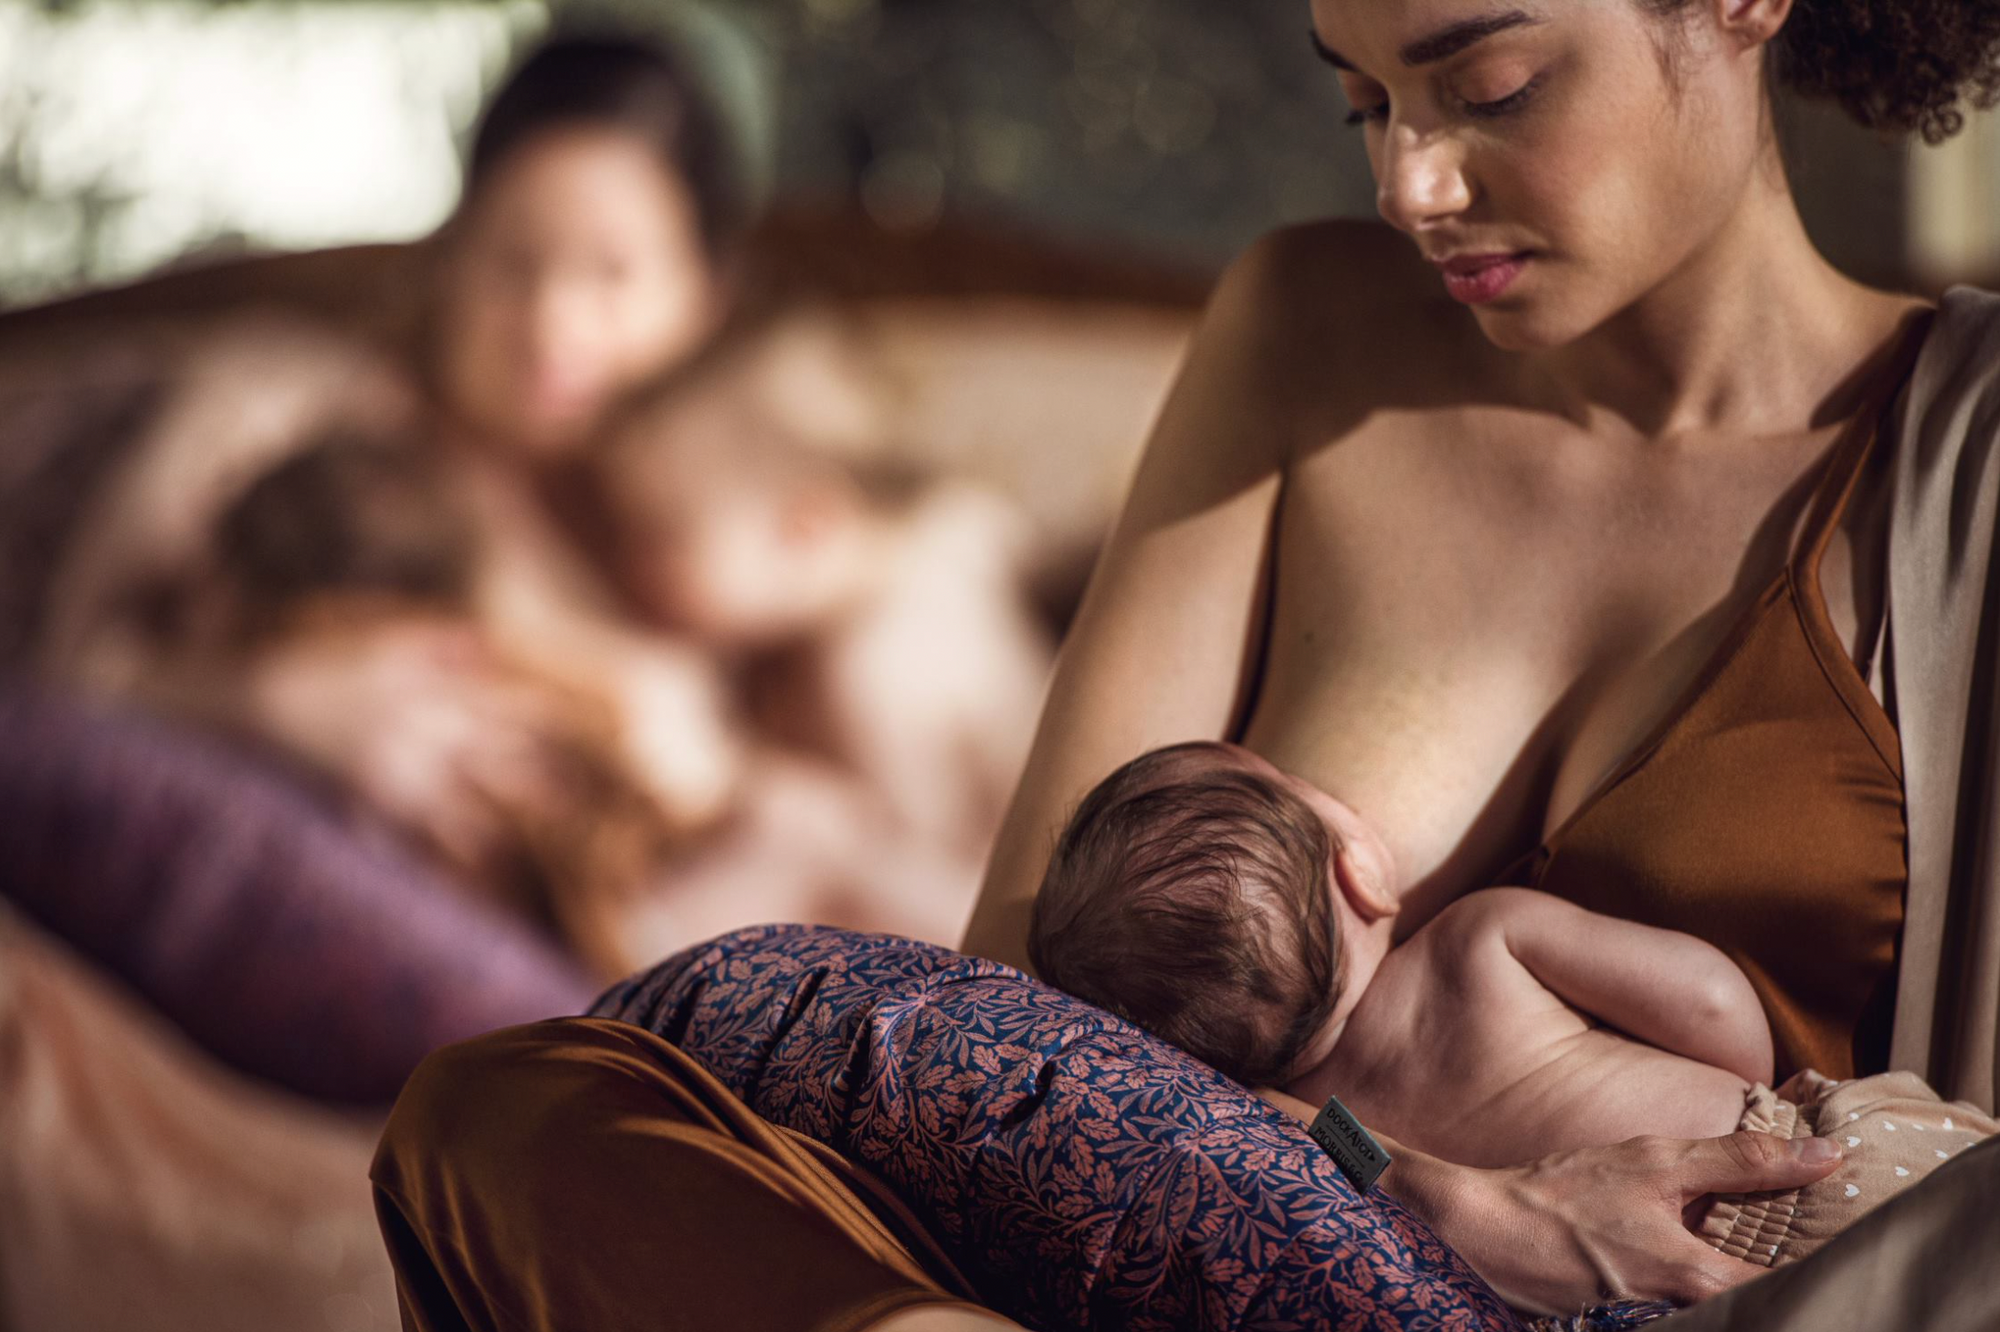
top-left (1310, 10), bottom-right (1543, 72)
top-left (1308, 29), bottom-right (1356, 72)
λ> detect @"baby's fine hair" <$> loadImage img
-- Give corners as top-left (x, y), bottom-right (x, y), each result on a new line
top-left (1028, 742), bottom-right (1345, 1087)
top-left (213, 431), bottom-right (473, 638)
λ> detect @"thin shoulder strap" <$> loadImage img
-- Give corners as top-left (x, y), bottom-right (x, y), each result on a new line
top-left (1796, 312), bottom-right (1936, 574)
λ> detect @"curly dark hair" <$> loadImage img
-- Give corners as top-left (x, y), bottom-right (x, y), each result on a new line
top-left (1649, 0), bottom-right (2000, 143)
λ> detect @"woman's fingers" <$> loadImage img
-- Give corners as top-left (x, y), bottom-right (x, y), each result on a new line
top-left (1671, 1129), bottom-right (1842, 1202)
top-left (456, 669), bottom-right (575, 738)
top-left (360, 707), bottom-right (506, 865)
top-left (1432, 1130), bottom-right (1847, 1315)
top-left (1610, 1132), bottom-right (1843, 1306)
top-left (421, 776), bottom-right (507, 875)
top-left (1616, 1131), bottom-right (1846, 1305)
top-left (457, 732), bottom-right (570, 823)
top-left (239, 619), bottom-right (597, 875)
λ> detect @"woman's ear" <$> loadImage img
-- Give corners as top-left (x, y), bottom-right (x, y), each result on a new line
top-left (1715, 0), bottom-right (1793, 48)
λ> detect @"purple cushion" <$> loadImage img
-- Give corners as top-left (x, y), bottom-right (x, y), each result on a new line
top-left (595, 924), bottom-right (1522, 1332)
top-left (0, 684), bottom-right (595, 1103)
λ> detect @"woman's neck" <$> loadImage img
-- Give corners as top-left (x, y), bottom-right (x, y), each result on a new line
top-left (1534, 156), bottom-right (1907, 443)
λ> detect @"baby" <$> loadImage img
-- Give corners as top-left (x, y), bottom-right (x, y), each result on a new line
top-left (203, 432), bottom-right (981, 975)
top-left (202, 431), bottom-right (678, 976)
top-left (1029, 740), bottom-right (1996, 1269)
top-left (596, 352), bottom-right (1054, 859)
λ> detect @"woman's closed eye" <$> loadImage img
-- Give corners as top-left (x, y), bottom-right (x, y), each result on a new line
top-left (1337, 71), bottom-right (1390, 128)
top-left (1343, 75), bottom-right (1544, 129)
top-left (1457, 76), bottom-right (1542, 120)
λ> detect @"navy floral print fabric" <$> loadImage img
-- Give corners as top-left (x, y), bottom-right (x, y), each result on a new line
top-left (595, 924), bottom-right (1522, 1332)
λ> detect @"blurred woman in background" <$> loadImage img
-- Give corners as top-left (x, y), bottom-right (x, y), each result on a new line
top-left (35, 37), bottom-right (731, 873)
top-left (199, 32), bottom-right (754, 875)
top-left (0, 31), bottom-right (761, 1332)
top-left (6, 28), bottom-right (761, 1096)
top-left (22, 23), bottom-right (992, 997)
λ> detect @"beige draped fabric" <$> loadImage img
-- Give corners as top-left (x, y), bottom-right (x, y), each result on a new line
top-left (1884, 285), bottom-right (2000, 1115)
top-left (0, 907), bottom-right (396, 1332)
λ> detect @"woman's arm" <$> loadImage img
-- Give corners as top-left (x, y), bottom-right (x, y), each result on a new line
top-left (37, 314), bottom-right (415, 686)
top-left (962, 236), bottom-right (1305, 971)
top-left (1255, 1087), bottom-right (1842, 1314)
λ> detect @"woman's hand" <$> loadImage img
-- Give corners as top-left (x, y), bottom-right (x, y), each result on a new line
top-left (1249, 1088), bottom-right (1839, 1312)
top-left (1389, 1131), bottom-right (1843, 1315)
top-left (241, 616), bottom-right (571, 874)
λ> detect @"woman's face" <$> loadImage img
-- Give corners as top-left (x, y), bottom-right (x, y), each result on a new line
top-left (1312, 0), bottom-right (1771, 350)
top-left (434, 126), bottom-right (722, 457)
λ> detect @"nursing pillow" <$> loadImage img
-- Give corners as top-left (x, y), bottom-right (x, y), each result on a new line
top-left (0, 684), bottom-right (596, 1104)
top-left (594, 924), bottom-right (1520, 1332)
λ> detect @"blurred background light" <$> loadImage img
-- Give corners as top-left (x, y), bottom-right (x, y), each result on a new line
top-left (0, 0), bottom-right (1995, 305)
top-left (0, 0), bottom-right (1385, 304)
top-left (0, 0), bottom-right (541, 302)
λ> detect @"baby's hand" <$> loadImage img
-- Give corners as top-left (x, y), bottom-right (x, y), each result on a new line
top-left (607, 642), bottom-right (743, 832)
top-left (1774, 1068), bottom-right (1838, 1102)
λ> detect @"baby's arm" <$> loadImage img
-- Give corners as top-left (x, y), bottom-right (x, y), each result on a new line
top-left (1467, 888), bottom-right (1775, 1085)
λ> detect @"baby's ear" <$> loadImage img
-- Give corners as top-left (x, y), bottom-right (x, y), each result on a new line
top-left (1332, 838), bottom-right (1399, 923)
top-left (778, 484), bottom-right (849, 547)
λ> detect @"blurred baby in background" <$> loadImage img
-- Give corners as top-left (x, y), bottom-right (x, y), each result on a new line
top-left (197, 431), bottom-right (677, 979)
top-left (598, 341), bottom-right (1056, 862)
top-left (195, 423), bottom-right (1001, 980)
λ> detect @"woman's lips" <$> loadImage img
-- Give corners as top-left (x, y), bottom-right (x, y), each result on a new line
top-left (1437, 252), bottom-right (1531, 305)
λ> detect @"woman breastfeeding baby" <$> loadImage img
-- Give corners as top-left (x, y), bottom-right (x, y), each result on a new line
top-left (1031, 740), bottom-right (1996, 1272)
top-left (37, 32), bottom-right (752, 901)
top-left (956, 0), bottom-right (2000, 1316)
top-left (36, 29), bottom-right (1048, 978)
top-left (203, 365), bottom-right (1048, 976)
top-left (360, 0), bottom-right (2000, 1326)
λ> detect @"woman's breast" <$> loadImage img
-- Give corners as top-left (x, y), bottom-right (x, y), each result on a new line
top-left (1239, 443), bottom-right (1584, 919)
top-left (1241, 658), bottom-right (1548, 929)
top-left (1241, 464), bottom-right (1784, 930)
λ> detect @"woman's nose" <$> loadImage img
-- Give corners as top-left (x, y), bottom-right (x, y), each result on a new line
top-left (1375, 126), bottom-right (1473, 236)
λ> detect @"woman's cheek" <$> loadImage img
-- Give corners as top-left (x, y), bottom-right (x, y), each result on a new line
top-left (618, 269), bottom-right (714, 383)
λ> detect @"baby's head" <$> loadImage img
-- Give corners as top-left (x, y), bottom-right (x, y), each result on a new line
top-left (598, 370), bottom-right (903, 649)
top-left (210, 429), bottom-right (475, 642)
top-left (1028, 741), bottom-right (1397, 1087)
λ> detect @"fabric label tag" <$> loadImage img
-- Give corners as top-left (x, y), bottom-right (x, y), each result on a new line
top-left (1308, 1092), bottom-right (1392, 1194)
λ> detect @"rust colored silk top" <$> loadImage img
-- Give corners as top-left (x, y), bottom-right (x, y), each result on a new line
top-left (1517, 393), bottom-right (1911, 1083)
